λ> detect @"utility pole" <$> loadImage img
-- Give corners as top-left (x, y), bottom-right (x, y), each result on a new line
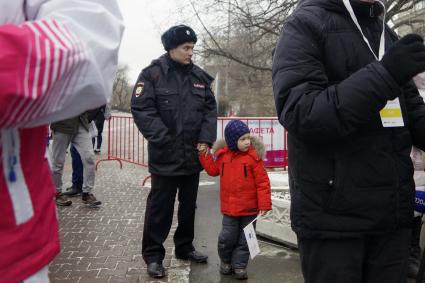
top-left (225, 0), bottom-right (231, 116)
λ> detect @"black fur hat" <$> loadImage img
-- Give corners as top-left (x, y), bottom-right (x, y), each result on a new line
top-left (161, 25), bottom-right (197, 51)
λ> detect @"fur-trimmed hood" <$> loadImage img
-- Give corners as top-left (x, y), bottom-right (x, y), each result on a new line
top-left (212, 136), bottom-right (266, 160)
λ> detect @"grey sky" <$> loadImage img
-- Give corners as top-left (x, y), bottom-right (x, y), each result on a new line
top-left (117, 0), bottom-right (191, 83)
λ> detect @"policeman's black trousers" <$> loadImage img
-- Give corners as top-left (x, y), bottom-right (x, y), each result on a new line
top-left (298, 228), bottom-right (411, 283)
top-left (142, 173), bottom-right (199, 264)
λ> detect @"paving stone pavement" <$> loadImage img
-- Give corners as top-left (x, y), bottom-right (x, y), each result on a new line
top-left (48, 146), bottom-right (190, 283)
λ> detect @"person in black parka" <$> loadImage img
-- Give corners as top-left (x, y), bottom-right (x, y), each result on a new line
top-left (272, 0), bottom-right (425, 282)
top-left (88, 104), bottom-right (109, 153)
top-left (131, 25), bottom-right (217, 279)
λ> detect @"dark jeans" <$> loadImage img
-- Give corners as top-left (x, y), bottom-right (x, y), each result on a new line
top-left (298, 229), bottom-right (411, 283)
top-left (142, 173), bottom-right (200, 264)
top-left (92, 117), bottom-right (105, 149)
top-left (70, 144), bottom-right (83, 190)
top-left (218, 215), bottom-right (256, 269)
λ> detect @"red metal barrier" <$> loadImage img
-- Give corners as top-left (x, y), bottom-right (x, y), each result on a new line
top-left (96, 115), bottom-right (148, 170)
top-left (97, 115), bottom-right (288, 173)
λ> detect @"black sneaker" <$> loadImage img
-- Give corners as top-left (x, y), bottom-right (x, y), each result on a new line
top-left (56, 193), bottom-right (72, 206)
top-left (82, 193), bottom-right (101, 206)
top-left (94, 149), bottom-right (101, 154)
top-left (63, 186), bottom-right (82, 197)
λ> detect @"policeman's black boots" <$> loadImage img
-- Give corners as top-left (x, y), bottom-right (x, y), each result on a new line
top-left (147, 262), bottom-right (165, 278)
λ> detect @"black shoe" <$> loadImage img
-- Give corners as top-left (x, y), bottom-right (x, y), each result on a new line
top-left (233, 268), bottom-right (248, 280)
top-left (55, 193), bottom-right (72, 206)
top-left (63, 186), bottom-right (82, 197)
top-left (94, 149), bottom-right (101, 154)
top-left (176, 250), bottom-right (208, 263)
top-left (82, 193), bottom-right (102, 206)
top-left (147, 262), bottom-right (165, 278)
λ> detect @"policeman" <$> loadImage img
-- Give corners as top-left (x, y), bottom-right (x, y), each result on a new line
top-left (131, 24), bottom-right (217, 278)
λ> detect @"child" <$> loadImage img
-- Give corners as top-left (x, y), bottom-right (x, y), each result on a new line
top-left (199, 120), bottom-right (272, 280)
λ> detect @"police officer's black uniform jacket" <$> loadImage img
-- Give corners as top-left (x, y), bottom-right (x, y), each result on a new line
top-left (272, 0), bottom-right (425, 239)
top-left (131, 54), bottom-right (217, 176)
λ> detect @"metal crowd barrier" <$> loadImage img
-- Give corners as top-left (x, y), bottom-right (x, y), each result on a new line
top-left (97, 115), bottom-right (288, 185)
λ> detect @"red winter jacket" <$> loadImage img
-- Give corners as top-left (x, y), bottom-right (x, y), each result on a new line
top-left (199, 136), bottom-right (272, 216)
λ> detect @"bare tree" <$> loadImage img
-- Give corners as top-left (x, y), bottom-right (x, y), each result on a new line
top-left (180, 0), bottom-right (424, 117)
top-left (111, 64), bottom-right (132, 112)
top-left (187, 0), bottom-right (295, 72)
top-left (387, 0), bottom-right (424, 28)
top-left (185, 0), bottom-right (293, 115)
top-left (189, 0), bottom-right (424, 72)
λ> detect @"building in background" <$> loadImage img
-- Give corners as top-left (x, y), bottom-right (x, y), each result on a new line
top-left (394, 1), bottom-right (425, 37)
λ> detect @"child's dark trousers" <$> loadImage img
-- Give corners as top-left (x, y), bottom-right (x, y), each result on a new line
top-left (218, 215), bottom-right (257, 268)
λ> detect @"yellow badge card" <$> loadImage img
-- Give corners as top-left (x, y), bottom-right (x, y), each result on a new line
top-left (379, 98), bottom-right (404, 128)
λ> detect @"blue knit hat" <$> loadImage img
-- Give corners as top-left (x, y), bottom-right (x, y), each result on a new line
top-left (224, 120), bottom-right (250, 151)
top-left (161, 25), bottom-right (197, 51)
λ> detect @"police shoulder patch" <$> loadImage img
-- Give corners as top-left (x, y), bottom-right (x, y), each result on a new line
top-left (134, 82), bottom-right (145, 97)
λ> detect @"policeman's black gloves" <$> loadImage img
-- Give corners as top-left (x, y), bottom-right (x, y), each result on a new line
top-left (381, 34), bottom-right (425, 86)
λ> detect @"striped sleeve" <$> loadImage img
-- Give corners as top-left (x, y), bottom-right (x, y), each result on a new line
top-left (0, 19), bottom-right (86, 128)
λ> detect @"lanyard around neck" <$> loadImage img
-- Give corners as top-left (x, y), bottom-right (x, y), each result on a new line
top-left (342, 0), bottom-right (386, 60)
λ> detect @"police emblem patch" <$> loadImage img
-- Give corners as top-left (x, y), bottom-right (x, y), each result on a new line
top-left (135, 82), bottom-right (144, 97)
top-left (186, 30), bottom-right (191, 35)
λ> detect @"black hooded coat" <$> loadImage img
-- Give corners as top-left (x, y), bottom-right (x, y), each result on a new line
top-left (272, 0), bottom-right (425, 239)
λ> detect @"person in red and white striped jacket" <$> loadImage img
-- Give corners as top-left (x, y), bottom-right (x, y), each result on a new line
top-left (0, 1), bottom-right (124, 282)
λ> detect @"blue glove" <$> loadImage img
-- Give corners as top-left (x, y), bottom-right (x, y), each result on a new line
top-left (415, 189), bottom-right (425, 214)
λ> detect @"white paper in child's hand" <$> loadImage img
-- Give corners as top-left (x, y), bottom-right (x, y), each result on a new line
top-left (243, 220), bottom-right (260, 259)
